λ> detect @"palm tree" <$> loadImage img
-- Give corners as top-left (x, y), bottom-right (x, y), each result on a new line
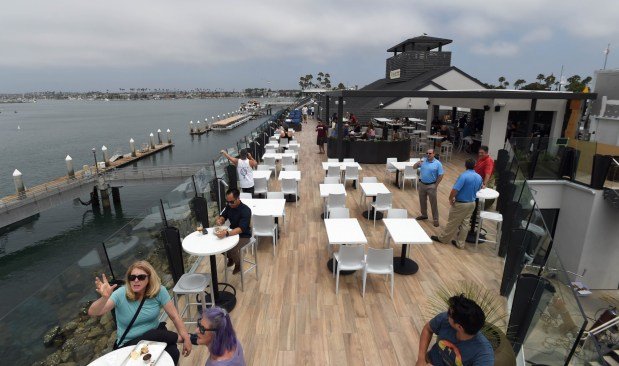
top-left (536, 74), bottom-right (545, 83)
top-left (513, 79), bottom-right (526, 90)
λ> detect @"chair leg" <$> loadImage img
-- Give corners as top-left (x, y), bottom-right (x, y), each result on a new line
top-left (390, 272), bottom-right (394, 299)
top-left (336, 267), bottom-right (340, 294)
top-left (496, 222), bottom-right (502, 255)
top-left (239, 247), bottom-right (245, 291)
top-left (475, 217), bottom-right (483, 250)
top-left (362, 268), bottom-right (367, 297)
top-left (373, 208), bottom-right (377, 227)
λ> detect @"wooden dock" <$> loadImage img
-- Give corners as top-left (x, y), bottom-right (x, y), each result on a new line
top-left (190, 127), bottom-right (210, 136)
top-left (107, 142), bottom-right (174, 169)
top-left (211, 114), bottom-right (251, 129)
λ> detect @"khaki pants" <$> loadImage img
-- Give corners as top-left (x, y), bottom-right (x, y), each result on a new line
top-left (418, 183), bottom-right (439, 222)
top-left (438, 202), bottom-right (476, 248)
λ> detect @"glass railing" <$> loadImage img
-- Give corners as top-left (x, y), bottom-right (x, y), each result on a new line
top-left (499, 141), bottom-right (600, 365)
top-left (0, 108), bottom-right (288, 366)
top-left (509, 136), bottom-right (619, 188)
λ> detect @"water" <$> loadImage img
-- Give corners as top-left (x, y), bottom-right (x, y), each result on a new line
top-left (0, 98), bottom-right (284, 316)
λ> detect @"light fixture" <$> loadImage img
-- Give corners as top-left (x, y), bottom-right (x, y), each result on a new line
top-left (378, 102), bottom-right (384, 108)
top-left (408, 98), bottom-right (413, 108)
top-left (425, 100), bottom-right (431, 106)
top-left (483, 105), bottom-right (490, 111)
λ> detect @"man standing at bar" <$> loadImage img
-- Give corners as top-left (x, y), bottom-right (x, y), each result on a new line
top-left (431, 158), bottom-right (482, 249)
top-left (474, 145), bottom-right (494, 188)
top-left (413, 149), bottom-right (444, 227)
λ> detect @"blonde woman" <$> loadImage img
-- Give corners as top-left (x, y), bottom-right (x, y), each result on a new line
top-left (88, 260), bottom-right (192, 364)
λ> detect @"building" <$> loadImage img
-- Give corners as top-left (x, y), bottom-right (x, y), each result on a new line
top-left (588, 69), bottom-right (619, 145)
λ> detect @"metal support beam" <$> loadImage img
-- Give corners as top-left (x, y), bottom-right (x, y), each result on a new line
top-left (527, 99), bottom-right (537, 136)
top-left (337, 97), bottom-right (344, 161)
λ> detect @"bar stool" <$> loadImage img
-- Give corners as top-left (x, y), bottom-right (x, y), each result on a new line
top-left (440, 142), bottom-right (453, 161)
top-left (173, 273), bottom-right (214, 325)
top-left (475, 211), bottom-right (503, 253)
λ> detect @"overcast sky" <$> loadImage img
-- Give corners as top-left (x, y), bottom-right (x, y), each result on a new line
top-left (1, 0), bottom-right (617, 92)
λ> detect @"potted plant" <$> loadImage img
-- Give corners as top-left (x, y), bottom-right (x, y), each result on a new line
top-left (427, 281), bottom-right (516, 366)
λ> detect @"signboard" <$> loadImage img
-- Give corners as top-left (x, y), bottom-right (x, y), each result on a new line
top-left (389, 69), bottom-right (401, 79)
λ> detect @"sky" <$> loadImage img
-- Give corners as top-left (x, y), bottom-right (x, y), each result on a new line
top-left (1, 0), bottom-right (618, 93)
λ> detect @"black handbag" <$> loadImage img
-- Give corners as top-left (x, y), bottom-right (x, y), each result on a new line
top-left (113, 296), bottom-right (146, 349)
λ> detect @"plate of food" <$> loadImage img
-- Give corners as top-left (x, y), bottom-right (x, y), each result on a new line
top-left (214, 226), bottom-right (229, 237)
top-left (123, 341), bottom-right (167, 366)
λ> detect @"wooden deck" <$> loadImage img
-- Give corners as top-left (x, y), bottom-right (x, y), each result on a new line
top-left (180, 116), bottom-right (505, 365)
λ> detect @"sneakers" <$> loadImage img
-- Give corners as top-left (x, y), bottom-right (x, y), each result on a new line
top-left (430, 235), bottom-right (444, 243)
top-left (433, 221), bottom-right (440, 227)
top-left (226, 257), bottom-right (234, 268)
top-left (232, 264), bottom-right (241, 274)
top-left (416, 215), bottom-right (428, 220)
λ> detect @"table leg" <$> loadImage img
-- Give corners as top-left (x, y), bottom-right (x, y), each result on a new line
top-left (204, 255), bottom-right (237, 312)
top-left (393, 244), bottom-right (419, 275)
top-left (394, 170), bottom-right (400, 187)
top-left (362, 196), bottom-right (384, 220)
top-left (466, 198), bottom-right (486, 243)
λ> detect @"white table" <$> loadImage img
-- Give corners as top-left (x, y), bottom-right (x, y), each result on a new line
top-left (262, 152), bottom-right (297, 161)
top-left (389, 159), bottom-right (420, 186)
top-left (383, 219), bottom-right (432, 275)
top-left (359, 183), bottom-right (390, 220)
top-left (427, 134), bottom-right (444, 149)
top-left (265, 143), bottom-right (279, 150)
top-left (374, 118), bottom-right (392, 124)
top-left (252, 170), bottom-right (272, 181)
top-left (324, 218), bottom-right (367, 273)
top-left (278, 170), bottom-right (301, 181)
top-left (243, 198), bottom-right (287, 232)
top-left (321, 161), bottom-right (363, 172)
top-left (182, 230), bottom-right (239, 311)
top-left (88, 345), bottom-right (174, 366)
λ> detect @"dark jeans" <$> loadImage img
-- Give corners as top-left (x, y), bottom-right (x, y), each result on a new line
top-left (123, 322), bottom-right (180, 365)
top-left (241, 186), bottom-right (254, 195)
top-left (226, 237), bottom-right (251, 267)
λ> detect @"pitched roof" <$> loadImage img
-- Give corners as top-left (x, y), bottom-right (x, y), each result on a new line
top-left (387, 36), bottom-right (453, 52)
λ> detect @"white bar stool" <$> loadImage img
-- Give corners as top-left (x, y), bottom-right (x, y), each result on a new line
top-left (475, 211), bottom-right (503, 253)
top-left (172, 273), bottom-right (214, 325)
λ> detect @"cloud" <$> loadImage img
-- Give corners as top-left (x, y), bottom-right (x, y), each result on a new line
top-left (471, 41), bottom-right (520, 56)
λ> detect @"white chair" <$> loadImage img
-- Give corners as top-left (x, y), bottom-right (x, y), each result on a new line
top-left (343, 166), bottom-right (359, 189)
top-left (266, 191), bottom-right (286, 229)
top-left (363, 248), bottom-right (394, 299)
top-left (265, 148), bottom-right (277, 154)
top-left (401, 165), bottom-right (418, 190)
top-left (441, 142), bottom-right (453, 161)
top-left (476, 211), bottom-right (503, 253)
top-left (362, 177), bottom-right (378, 183)
top-left (240, 192), bottom-right (252, 199)
top-left (326, 193), bottom-right (346, 219)
top-left (283, 165), bottom-right (298, 171)
top-left (282, 155), bottom-right (295, 167)
top-left (386, 158), bottom-right (397, 179)
top-left (281, 178), bottom-right (298, 207)
top-left (252, 214), bottom-right (278, 256)
top-left (333, 245), bottom-right (365, 294)
top-left (279, 137), bottom-right (289, 148)
top-left (327, 166), bottom-right (341, 182)
top-left (370, 193), bottom-right (392, 227)
top-left (328, 207), bottom-right (350, 218)
top-left (328, 158), bottom-right (338, 163)
top-left (223, 238), bottom-right (258, 291)
top-left (269, 136), bottom-right (278, 142)
top-left (253, 177), bottom-right (268, 197)
top-left (263, 157), bottom-right (276, 176)
top-left (343, 158), bottom-right (355, 163)
top-left (324, 176), bottom-right (340, 184)
top-left (257, 164), bottom-right (270, 171)
top-left (172, 272), bottom-right (214, 325)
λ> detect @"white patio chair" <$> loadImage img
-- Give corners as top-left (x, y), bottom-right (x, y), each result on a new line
top-left (240, 192), bottom-right (252, 199)
top-left (343, 158), bottom-right (355, 163)
top-left (333, 245), bottom-right (365, 294)
top-left (223, 238), bottom-right (258, 291)
top-left (323, 176), bottom-right (340, 184)
top-left (328, 158), bottom-right (338, 163)
top-left (263, 157), bottom-right (276, 176)
top-left (370, 192), bottom-right (392, 227)
top-left (327, 166), bottom-right (341, 183)
top-left (328, 207), bottom-right (350, 219)
top-left (281, 178), bottom-right (298, 207)
top-left (257, 164), bottom-right (270, 171)
top-left (282, 155), bottom-right (295, 167)
top-left (343, 166), bottom-right (359, 189)
top-left (253, 177), bottom-right (268, 198)
top-left (362, 248), bottom-right (394, 299)
top-left (401, 165), bottom-right (418, 190)
top-left (326, 192), bottom-right (346, 220)
top-left (173, 272), bottom-right (214, 325)
top-left (252, 214), bottom-right (278, 256)
top-left (386, 158), bottom-right (397, 179)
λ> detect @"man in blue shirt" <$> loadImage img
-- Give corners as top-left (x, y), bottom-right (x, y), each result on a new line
top-left (431, 158), bottom-right (482, 248)
top-left (416, 294), bottom-right (494, 366)
top-left (413, 149), bottom-right (444, 227)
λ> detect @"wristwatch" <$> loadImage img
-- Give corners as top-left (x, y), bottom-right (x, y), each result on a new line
top-left (225, 231), bottom-right (229, 237)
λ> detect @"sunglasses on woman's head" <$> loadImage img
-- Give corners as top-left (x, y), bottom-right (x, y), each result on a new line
top-left (196, 319), bottom-right (217, 335)
top-left (128, 274), bottom-right (149, 282)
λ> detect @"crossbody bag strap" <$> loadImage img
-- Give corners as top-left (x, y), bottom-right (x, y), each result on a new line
top-left (114, 296), bottom-right (147, 349)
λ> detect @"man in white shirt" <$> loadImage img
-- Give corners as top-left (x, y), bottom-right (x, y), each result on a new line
top-left (301, 106), bottom-right (308, 123)
top-left (220, 149), bottom-right (258, 195)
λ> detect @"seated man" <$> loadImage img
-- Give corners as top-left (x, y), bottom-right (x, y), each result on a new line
top-left (215, 188), bottom-right (252, 274)
top-left (417, 294), bottom-right (494, 366)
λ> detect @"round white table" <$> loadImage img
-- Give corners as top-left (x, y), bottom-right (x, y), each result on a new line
top-left (466, 188), bottom-right (501, 243)
top-left (427, 134), bottom-right (444, 149)
top-left (182, 230), bottom-right (239, 311)
top-left (88, 346), bottom-right (174, 366)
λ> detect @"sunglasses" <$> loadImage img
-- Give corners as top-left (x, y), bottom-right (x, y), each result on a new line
top-left (426, 152), bottom-right (434, 155)
top-left (128, 274), bottom-right (149, 282)
top-left (196, 320), bottom-right (217, 335)
top-left (226, 199), bottom-right (237, 204)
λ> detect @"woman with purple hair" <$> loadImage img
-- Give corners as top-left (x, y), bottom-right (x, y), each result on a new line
top-left (195, 307), bottom-right (245, 365)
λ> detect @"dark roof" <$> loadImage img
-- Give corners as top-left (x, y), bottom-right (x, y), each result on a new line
top-left (360, 66), bottom-right (486, 93)
top-left (387, 36), bottom-right (453, 52)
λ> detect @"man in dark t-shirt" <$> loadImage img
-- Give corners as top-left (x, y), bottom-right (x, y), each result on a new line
top-left (416, 295), bottom-right (494, 366)
top-left (215, 188), bottom-right (252, 274)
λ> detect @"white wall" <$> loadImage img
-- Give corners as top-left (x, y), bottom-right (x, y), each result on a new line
top-left (528, 180), bottom-right (619, 289)
top-left (433, 69), bottom-right (486, 90)
top-left (482, 106), bottom-right (510, 156)
top-left (591, 117), bottom-right (619, 145)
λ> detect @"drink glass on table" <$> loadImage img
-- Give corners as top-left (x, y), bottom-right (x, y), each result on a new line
top-left (196, 224), bottom-right (203, 233)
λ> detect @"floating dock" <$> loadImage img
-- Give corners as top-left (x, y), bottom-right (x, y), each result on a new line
top-left (189, 127), bottom-right (211, 135)
top-left (211, 114), bottom-right (252, 130)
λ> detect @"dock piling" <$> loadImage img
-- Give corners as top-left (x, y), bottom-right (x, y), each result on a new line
top-left (189, 121), bottom-right (194, 133)
top-left (149, 133), bottom-right (155, 149)
top-left (102, 145), bottom-right (110, 167)
top-left (167, 129), bottom-right (172, 143)
top-left (157, 129), bottom-right (162, 144)
top-left (13, 169), bottom-right (26, 197)
top-left (130, 138), bottom-right (137, 157)
top-left (66, 155), bottom-right (75, 179)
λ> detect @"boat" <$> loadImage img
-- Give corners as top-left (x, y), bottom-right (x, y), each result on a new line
top-left (240, 100), bottom-right (261, 112)
top-left (210, 113), bottom-right (253, 131)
